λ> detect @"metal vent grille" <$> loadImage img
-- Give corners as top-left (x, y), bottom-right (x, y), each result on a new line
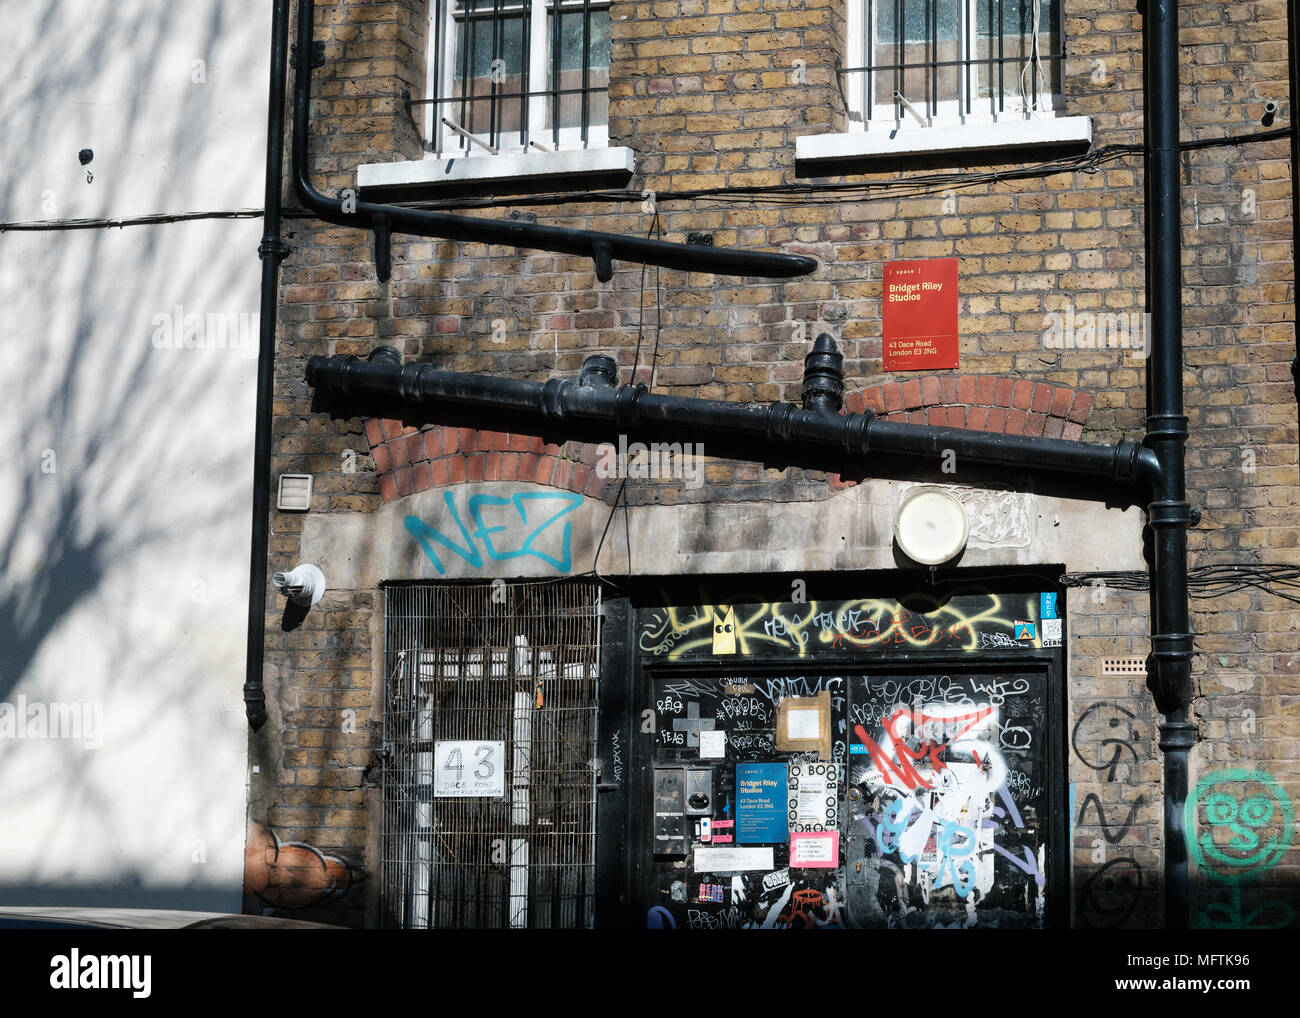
top-left (381, 579), bottom-right (601, 929)
top-left (1100, 656), bottom-right (1146, 676)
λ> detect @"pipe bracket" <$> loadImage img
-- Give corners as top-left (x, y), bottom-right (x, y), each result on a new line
top-left (258, 237), bottom-right (291, 262)
top-left (592, 240), bottom-right (614, 282)
top-left (372, 213), bottom-right (392, 283)
top-left (290, 40), bottom-right (326, 69)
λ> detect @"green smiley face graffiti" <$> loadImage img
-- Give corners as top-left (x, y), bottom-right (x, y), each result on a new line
top-left (1186, 769), bottom-right (1294, 884)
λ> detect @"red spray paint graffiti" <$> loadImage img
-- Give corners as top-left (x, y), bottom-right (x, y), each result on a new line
top-left (853, 704), bottom-right (996, 791)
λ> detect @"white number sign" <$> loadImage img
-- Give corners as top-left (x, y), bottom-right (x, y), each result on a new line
top-left (433, 740), bottom-right (506, 798)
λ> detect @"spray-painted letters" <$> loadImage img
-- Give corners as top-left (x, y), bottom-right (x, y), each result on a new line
top-left (405, 490), bottom-right (582, 574)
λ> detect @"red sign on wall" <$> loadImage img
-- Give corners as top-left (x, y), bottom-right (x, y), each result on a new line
top-left (882, 258), bottom-right (959, 371)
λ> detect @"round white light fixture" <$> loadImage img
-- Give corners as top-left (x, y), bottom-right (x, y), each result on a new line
top-left (894, 488), bottom-right (969, 566)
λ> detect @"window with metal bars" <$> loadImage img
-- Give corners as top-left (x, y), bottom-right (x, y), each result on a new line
top-left (424, 0), bottom-right (611, 158)
top-left (844, 0), bottom-right (1063, 130)
top-left (380, 579), bottom-right (601, 929)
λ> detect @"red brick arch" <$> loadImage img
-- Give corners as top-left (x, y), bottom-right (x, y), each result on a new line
top-left (845, 375), bottom-right (1092, 438)
top-left (362, 375), bottom-right (1093, 502)
top-left (363, 418), bottom-right (608, 503)
top-left (828, 376), bottom-right (1093, 489)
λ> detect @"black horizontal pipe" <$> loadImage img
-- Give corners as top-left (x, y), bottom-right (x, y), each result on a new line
top-left (307, 344), bottom-right (1161, 491)
top-left (292, 0), bottom-right (816, 283)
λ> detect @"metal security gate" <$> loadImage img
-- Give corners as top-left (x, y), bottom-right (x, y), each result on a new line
top-left (381, 579), bottom-right (601, 928)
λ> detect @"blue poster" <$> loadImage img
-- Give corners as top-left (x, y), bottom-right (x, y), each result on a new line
top-left (736, 763), bottom-right (788, 844)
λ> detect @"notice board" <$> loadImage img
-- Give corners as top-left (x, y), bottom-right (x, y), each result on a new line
top-left (736, 763), bottom-right (788, 843)
top-left (882, 257), bottom-right (959, 370)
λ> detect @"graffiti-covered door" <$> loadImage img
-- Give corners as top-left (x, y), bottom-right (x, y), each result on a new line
top-left (631, 590), bottom-right (1065, 930)
top-left (845, 672), bottom-right (1049, 927)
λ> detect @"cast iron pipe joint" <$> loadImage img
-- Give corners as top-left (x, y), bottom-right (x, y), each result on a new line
top-left (580, 354), bottom-right (619, 389)
top-left (541, 377), bottom-right (573, 420)
top-left (767, 402), bottom-right (798, 444)
top-left (1115, 440), bottom-right (1163, 486)
top-left (1147, 638), bottom-right (1196, 716)
top-left (842, 409), bottom-right (875, 455)
top-left (614, 383), bottom-right (648, 430)
top-left (802, 333), bottom-right (844, 415)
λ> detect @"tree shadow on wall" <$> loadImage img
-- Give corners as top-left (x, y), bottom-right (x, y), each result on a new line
top-left (0, 0), bottom-right (265, 907)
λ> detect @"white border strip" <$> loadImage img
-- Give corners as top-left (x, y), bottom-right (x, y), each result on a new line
top-left (796, 117), bottom-right (1093, 165)
top-left (358, 147), bottom-right (635, 191)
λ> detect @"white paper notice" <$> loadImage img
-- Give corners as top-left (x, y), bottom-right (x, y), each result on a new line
top-left (699, 729), bottom-right (727, 759)
top-left (693, 847), bottom-right (775, 872)
top-left (796, 774), bottom-right (827, 824)
top-left (791, 834), bottom-right (836, 866)
top-left (787, 708), bottom-right (820, 741)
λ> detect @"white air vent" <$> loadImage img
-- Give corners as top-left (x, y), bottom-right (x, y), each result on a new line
top-left (1101, 656), bottom-right (1146, 676)
top-left (277, 473), bottom-right (313, 512)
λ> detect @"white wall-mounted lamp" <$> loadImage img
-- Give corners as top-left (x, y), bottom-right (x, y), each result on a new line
top-left (273, 564), bottom-right (326, 607)
top-left (894, 488), bottom-right (969, 566)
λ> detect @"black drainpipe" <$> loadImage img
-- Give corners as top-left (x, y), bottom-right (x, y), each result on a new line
top-left (1289, 0), bottom-right (1300, 402)
top-left (1144, 0), bottom-right (1196, 930)
top-left (290, 0), bottom-right (815, 283)
top-left (244, 0), bottom-right (293, 731)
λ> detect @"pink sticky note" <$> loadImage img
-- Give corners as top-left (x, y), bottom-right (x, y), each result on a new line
top-left (789, 831), bottom-right (838, 869)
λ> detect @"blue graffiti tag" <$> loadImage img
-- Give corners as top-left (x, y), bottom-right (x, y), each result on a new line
top-left (876, 797), bottom-right (978, 899)
top-left (935, 820), bottom-right (978, 898)
top-left (404, 490), bottom-right (583, 574)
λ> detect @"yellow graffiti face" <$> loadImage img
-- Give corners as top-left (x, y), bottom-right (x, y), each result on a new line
top-left (711, 607), bottom-right (737, 655)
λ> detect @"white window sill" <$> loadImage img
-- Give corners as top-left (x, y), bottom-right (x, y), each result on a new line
top-left (357, 147), bottom-right (635, 192)
top-left (795, 116), bottom-right (1092, 168)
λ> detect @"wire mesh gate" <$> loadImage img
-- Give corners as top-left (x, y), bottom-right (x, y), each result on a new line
top-left (381, 580), bottom-right (601, 928)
